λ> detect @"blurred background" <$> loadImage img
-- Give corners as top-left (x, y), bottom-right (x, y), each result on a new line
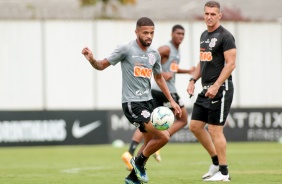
top-left (0, 0), bottom-right (282, 146)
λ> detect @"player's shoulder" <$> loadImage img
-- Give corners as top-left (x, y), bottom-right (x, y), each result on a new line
top-left (117, 40), bottom-right (133, 48)
top-left (219, 26), bottom-right (234, 37)
top-left (201, 30), bottom-right (209, 38)
top-left (148, 45), bottom-right (159, 54)
top-left (114, 40), bottom-right (133, 53)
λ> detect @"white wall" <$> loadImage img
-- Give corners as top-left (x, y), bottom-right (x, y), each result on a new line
top-left (0, 20), bottom-right (281, 110)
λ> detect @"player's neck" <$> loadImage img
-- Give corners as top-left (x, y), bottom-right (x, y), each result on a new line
top-left (171, 41), bottom-right (180, 49)
top-left (207, 23), bottom-right (220, 32)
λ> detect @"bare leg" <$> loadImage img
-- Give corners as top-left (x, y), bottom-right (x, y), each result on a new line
top-left (167, 106), bottom-right (188, 136)
top-left (122, 129), bottom-right (144, 171)
top-left (132, 129), bottom-right (143, 142)
top-left (141, 122), bottom-right (170, 157)
top-left (207, 125), bottom-right (226, 164)
top-left (189, 120), bottom-right (217, 157)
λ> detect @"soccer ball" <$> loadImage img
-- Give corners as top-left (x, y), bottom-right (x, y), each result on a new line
top-left (150, 106), bottom-right (174, 130)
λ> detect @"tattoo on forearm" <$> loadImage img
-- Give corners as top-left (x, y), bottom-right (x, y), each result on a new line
top-left (90, 59), bottom-right (100, 70)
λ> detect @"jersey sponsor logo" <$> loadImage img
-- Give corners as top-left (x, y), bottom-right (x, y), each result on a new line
top-left (141, 110), bottom-right (151, 119)
top-left (170, 62), bottom-right (179, 72)
top-left (136, 89), bottom-right (150, 96)
top-left (200, 51), bottom-right (213, 62)
top-left (148, 53), bottom-right (156, 65)
top-left (135, 62), bottom-right (144, 67)
top-left (134, 66), bottom-right (152, 78)
top-left (132, 55), bottom-right (148, 59)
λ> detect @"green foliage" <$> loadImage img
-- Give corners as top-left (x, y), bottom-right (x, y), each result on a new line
top-left (0, 142), bottom-right (281, 183)
top-left (80, 0), bottom-right (98, 6)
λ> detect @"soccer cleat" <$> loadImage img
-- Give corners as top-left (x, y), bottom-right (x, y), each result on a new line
top-left (124, 177), bottom-right (143, 184)
top-left (202, 164), bottom-right (219, 179)
top-left (122, 151), bottom-right (133, 171)
top-left (203, 171), bottom-right (231, 182)
top-left (153, 150), bottom-right (161, 162)
top-left (130, 157), bottom-right (149, 183)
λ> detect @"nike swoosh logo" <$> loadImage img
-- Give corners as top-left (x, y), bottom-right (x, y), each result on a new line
top-left (211, 100), bottom-right (219, 104)
top-left (72, 120), bottom-right (101, 138)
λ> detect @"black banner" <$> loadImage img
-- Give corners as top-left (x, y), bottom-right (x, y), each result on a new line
top-left (0, 111), bottom-right (109, 146)
top-left (107, 108), bottom-right (282, 143)
top-left (225, 108), bottom-right (282, 141)
top-left (0, 108), bottom-right (281, 146)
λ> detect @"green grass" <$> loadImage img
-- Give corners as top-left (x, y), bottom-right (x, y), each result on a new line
top-left (0, 142), bottom-right (282, 184)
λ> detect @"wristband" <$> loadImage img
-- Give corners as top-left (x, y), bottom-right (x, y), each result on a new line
top-left (189, 78), bottom-right (197, 83)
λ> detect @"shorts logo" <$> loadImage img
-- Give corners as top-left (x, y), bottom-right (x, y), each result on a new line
top-left (148, 53), bottom-right (156, 65)
top-left (132, 122), bottom-right (140, 128)
top-left (163, 102), bottom-right (172, 108)
top-left (134, 66), bottom-right (152, 78)
top-left (141, 110), bottom-right (150, 119)
top-left (211, 100), bottom-right (219, 104)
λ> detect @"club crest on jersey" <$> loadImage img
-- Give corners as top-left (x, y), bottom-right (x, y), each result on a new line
top-left (209, 38), bottom-right (217, 49)
top-left (141, 110), bottom-right (151, 118)
top-left (147, 53), bottom-right (156, 65)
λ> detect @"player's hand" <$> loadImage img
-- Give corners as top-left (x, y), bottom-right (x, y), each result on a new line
top-left (187, 81), bottom-right (195, 98)
top-left (171, 101), bottom-right (182, 117)
top-left (82, 47), bottom-right (94, 61)
top-left (205, 85), bottom-right (219, 99)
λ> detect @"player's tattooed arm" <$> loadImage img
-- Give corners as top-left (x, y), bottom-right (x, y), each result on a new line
top-left (89, 58), bottom-right (110, 71)
top-left (82, 47), bottom-right (110, 70)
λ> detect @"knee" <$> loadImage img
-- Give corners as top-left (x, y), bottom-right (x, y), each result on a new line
top-left (189, 123), bottom-right (197, 133)
top-left (180, 119), bottom-right (188, 127)
top-left (189, 121), bottom-right (203, 134)
top-left (160, 131), bottom-right (170, 143)
top-left (207, 127), bottom-right (217, 138)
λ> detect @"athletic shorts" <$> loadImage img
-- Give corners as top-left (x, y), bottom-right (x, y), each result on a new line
top-left (191, 84), bottom-right (234, 126)
top-left (122, 100), bottom-right (154, 132)
top-left (151, 89), bottom-right (185, 109)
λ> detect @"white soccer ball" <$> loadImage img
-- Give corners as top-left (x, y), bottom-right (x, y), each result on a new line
top-left (150, 106), bottom-right (174, 130)
top-left (112, 139), bottom-right (125, 148)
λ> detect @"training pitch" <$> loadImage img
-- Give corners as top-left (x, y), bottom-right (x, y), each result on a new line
top-left (0, 142), bottom-right (281, 184)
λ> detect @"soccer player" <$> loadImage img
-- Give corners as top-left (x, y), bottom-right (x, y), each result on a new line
top-left (82, 17), bottom-right (182, 184)
top-left (187, 1), bottom-right (236, 182)
top-left (122, 24), bottom-right (195, 170)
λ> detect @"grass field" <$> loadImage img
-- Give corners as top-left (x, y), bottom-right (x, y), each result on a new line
top-left (0, 142), bottom-right (281, 184)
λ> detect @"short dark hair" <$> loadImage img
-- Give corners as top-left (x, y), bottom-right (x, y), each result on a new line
top-left (205, 1), bottom-right (220, 10)
top-left (136, 17), bottom-right (154, 28)
top-left (172, 24), bottom-right (184, 33)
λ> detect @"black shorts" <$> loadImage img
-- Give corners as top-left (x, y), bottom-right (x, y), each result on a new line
top-left (122, 100), bottom-right (154, 132)
top-left (191, 85), bottom-right (234, 126)
top-left (151, 90), bottom-right (184, 109)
